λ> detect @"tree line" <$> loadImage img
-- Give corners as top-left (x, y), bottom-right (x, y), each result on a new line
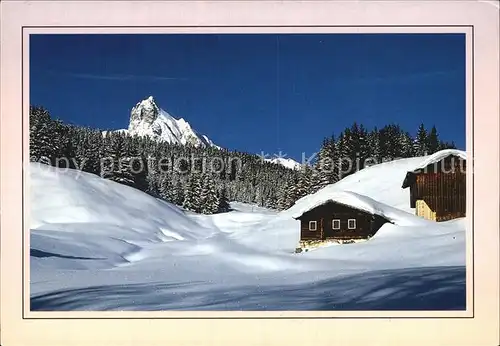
top-left (29, 106), bottom-right (297, 214)
top-left (29, 106), bottom-right (456, 214)
top-left (285, 122), bottom-right (456, 207)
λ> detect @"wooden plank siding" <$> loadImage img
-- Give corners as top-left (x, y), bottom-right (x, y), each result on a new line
top-left (300, 221), bottom-right (322, 240)
top-left (413, 172), bottom-right (466, 219)
top-left (297, 201), bottom-right (390, 241)
top-left (408, 155), bottom-right (466, 221)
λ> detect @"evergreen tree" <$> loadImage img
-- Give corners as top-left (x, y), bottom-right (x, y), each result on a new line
top-left (159, 173), bottom-right (176, 202)
top-left (145, 156), bottom-right (160, 197)
top-left (347, 122), bottom-right (369, 171)
top-left (329, 135), bottom-right (341, 183)
top-left (366, 127), bottom-right (381, 165)
top-left (200, 173), bottom-right (219, 214)
top-left (336, 132), bottom-right (351, 179)
top-left (29, 106), bottom-right (56, 163)
top-left (427, 125), bottom-right (440, 154)
top-left (131, 154), bottom-right (149, 192)
top-left (217, 184), bottom-right (231, 213)
top-left (309, 166), bottom-right (322, 194)
top-left (349, 122), bottom-right (361, 154)
top-left (255, 184), bottom-right (266, 207)
top-left (399, 131), bottom-right (414, 158)
top-left (414, 123), bottom-right (428, 156)
top-left (76, 129), bottom-right (103, 175)
top-left (183, 173), bottom-right (202, 212)
top-left (315, 136), bottom-right (337, 189)
top-left (379, 124), bottom-right (402, 160)
top-left (100, 132), bottom-right (137, 187)
top-left (52, 120), bottom-right (75, 167)
top-left (264, 190), bottom-right (278, 210)
top-left (357, 123), bottom-right (369, 169)
top-left (277, 180), bottom-right (291, 210)
top-left (118, 134), bottom-right (139, 187)
top-left (292, 165), bottom-right (313, 201)
top-left (173, 179), bottom-right (185, 205)
top-left (101, 132), bottom-right (123, 182)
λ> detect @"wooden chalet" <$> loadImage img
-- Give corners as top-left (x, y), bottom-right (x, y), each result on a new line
top-left (401, 152), bottom-right (466, 222)
top-left (293, 200), bottom-right (390, 241)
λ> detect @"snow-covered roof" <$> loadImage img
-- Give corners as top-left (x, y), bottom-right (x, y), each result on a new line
top-left (289, 189), bottom-right (422, 226)
top-left (291, 190), bottom-right (378, 218)
top-left (408, 149), bottom-right (466, 172)
top-left (401, 149), bottom-right (466, 188)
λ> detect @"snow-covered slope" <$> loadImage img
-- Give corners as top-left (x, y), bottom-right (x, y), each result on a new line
top-left (30, 163), bottom-right (215, 244)
top-left (299, 150), bottom-right (466, 213)
top-left (105, 96), bottom-right (219, 148)
top-left (29, 150), bottom-right (466, 311)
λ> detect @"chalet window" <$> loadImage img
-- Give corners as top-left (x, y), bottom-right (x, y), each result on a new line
top-left (309, 221), bottom-right (317, 231)
top-left (332, 219), bottom-right (340, 230)
top-left (348, 219), bottom-right (356, 230)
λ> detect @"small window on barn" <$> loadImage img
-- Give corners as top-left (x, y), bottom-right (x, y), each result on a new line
top-left (309, 221), bottom-right (317, 231)
top-left (332, 219), bottom-right (340, 230)
top-left (348, 219), bottom-right (356, 230)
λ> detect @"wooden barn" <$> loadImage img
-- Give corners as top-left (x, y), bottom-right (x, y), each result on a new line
top-left (293, 200), bottom-right (391, 242)
top-left (401, 151), bottom-right (466, 222)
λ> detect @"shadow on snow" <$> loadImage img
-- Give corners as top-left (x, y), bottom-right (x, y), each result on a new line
top-left (31, 266), bottom-right (465, 311)
top-left (31, 249), bottom-right (106, 261)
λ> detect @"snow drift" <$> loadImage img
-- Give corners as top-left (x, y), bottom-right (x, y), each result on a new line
top-left (29, 150), bottom-right (466, 311)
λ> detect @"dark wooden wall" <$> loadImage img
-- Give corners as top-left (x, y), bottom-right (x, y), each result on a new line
top-left (298, 201), bottom-right (390, 241)
top-left (300, 217), bottom-right (323, 240)
top-left (412, 172), bottom-right (466, 219)
top-left (406, 155), bottom-right (466, 220)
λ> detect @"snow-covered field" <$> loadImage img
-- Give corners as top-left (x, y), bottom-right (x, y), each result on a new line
top-left (30, 152), bottom-right (466, 311)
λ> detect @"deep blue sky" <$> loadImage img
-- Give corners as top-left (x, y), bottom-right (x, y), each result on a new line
top-left (30, 33), bottom-right (465, 161)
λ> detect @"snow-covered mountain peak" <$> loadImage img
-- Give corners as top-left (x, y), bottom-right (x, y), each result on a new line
top-left (265, 157), bottom-right (302, 170)
top-left (128, 96), bottom-right (161, 135)
top-left (127, 96), bottom-right (218, 148)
